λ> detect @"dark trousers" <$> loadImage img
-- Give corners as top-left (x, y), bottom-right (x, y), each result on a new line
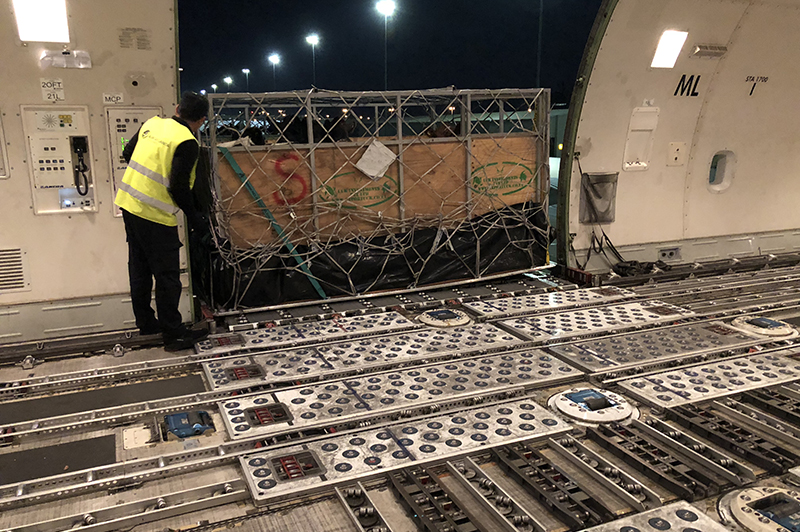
top-left (122, 209), bottom-right (184, 338)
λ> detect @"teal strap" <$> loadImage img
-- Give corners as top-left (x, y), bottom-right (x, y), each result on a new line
top-left (218, 147), bottom-right (327, 300)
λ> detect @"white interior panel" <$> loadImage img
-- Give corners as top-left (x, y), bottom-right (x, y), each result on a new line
top-left (0, 0), bottom-right (183, 340)
top-left (565, 0), bottom-right (800, 261)
top-left (683, 4), bottom-right (800, 238)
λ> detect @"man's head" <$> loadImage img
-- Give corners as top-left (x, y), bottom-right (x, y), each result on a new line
top-left (175, 91), bottom-right (209, 133)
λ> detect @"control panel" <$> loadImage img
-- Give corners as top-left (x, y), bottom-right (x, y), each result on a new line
top-left (105, 106), bottom-right (162, 216)
top-left (21, 105), bottom-right (96, 214)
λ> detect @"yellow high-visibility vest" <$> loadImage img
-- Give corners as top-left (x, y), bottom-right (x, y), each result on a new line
top-left (114, 116), bottom-right (198, 227)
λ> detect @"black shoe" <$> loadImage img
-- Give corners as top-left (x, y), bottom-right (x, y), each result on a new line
top-left (189, 328), bottom-right (209, 341)
top-left (139, 327), bottom-right (162, 336)
top-left (164, 328), bottom-right (209, 352)
top-left (164, 337), bottom-right (194, 352)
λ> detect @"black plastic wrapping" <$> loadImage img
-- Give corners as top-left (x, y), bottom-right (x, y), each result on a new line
top-left (192, 200), bottom-right (550, 309)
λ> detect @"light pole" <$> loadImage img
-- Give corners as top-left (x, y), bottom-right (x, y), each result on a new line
top-left (211, 84), bottom-right (218, 93)
top-left (268, 53), bottom-right (280, 91)
top-left (305, 34), bottom-right (319, 86)
top-left (241, 68), bottom-right (250, 91)
top-left (223, 76), bottom-right (233, 91)
top-left (536, 0), bottom-right (543, 87)
top-left (376, 0), bottom-right (396, 90)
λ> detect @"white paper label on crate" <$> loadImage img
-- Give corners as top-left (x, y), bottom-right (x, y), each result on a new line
top-left (103, 93), bottom-right (124, 104)
top-left (41, 78), bottom-right (65, 102)
top-left (355, 139), bottom-right (396, 180)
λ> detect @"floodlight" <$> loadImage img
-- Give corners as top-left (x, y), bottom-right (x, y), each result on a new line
top-left (376, 0), bottom-right (396, 17)
top-left (651, 30), bottom-right (688, 68)
top-left (12, 0), bottom-right (70, 43)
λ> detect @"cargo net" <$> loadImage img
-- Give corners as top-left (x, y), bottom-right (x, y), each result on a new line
top-left (203, 88), bottom-right (550, 308)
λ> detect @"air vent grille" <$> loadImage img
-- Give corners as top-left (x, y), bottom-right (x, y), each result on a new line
top-left (692, 44), bottom-right (728, 58)
top-left (0, 248), bottom-right (27, 291)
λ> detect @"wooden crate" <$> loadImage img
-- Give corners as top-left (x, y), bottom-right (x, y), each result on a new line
top-left (469, 135), bottom-right (540, 217)
top-left (401, 140), bottom-right (468, 224)
top-left (217, 135), bottom-right (540, 249)
top-left (314, 144), bottom-right (401, 239)
top-left (217, 147), bottom-right (315, 249)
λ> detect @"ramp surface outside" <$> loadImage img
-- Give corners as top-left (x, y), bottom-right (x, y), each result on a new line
top-left (0, 435), bottom-right (116, 485)
top-left (0, 375), bottom-right (205, 424)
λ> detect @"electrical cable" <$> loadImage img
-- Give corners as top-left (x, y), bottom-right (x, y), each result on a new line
top-left (573, 157), bottom-right (671, 278)
top-left (74, 153), bottom-right (89, 196)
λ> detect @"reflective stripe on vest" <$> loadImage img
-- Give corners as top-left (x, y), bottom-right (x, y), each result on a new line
top-left (118, 181), bottom-right (179, 214)
top-left (127, 160), bottom-right (170, 187)
top-left (114, 116), bottom-right (198, 227)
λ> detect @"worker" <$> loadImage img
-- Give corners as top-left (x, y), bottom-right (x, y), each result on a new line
top-left (114, 91), bottom-right (210, 351)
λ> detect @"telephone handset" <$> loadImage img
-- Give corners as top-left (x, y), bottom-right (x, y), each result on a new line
top-left (70, 136), bottom-right (90, 196)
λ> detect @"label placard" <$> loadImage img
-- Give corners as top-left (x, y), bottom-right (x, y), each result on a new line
top-left (118, 27), bottom-right (152, 50)
top-left (103, 93), bottom-right (124, 104)
top-left (40, 78), bottom-right (65, 102)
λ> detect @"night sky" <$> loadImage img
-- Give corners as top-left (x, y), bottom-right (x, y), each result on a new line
top-left (178, 0), bottom-right (602, 104)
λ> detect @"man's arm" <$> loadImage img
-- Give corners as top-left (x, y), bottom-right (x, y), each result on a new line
top-left (168, 139), bottom-right (201, 226)
top-left (122, 128), bottom-right (140, 163)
